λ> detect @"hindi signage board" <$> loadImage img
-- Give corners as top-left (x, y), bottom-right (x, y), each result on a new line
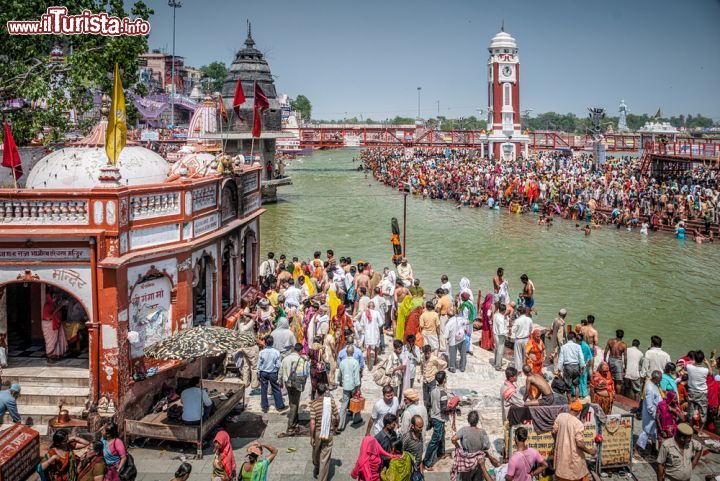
top-left (599, 415), bottom-right (634, 469)
top-left (0, 247), bottom-right (90, 261)
top-left (508, 418), bottom-right (598, 461)
top-left (193, 212), bottom-right (220, 238)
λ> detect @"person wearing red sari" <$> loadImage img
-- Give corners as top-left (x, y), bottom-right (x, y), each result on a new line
top-left (403, 305), bottom-right (423, 341)
top-left (657, 390), bottom-right (684, 445)
top-left (525, 328), bottom-right (544, 375)
top-left (590, 362), bottom-right (615, 415)
top-left (350, 436), bottom-right (400, 481)
top-left (479, 293), bottom-right (494, 351)
top-left (330, 305), bottom-right (352, 354)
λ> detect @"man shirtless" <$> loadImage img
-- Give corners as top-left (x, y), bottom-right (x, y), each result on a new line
top-left (354, 267), bottom-right (370, 312)
top-left (522, 365), bottom-right (554, 406)
top-left (392, 279), bottom-right (409, 332)
top-left (604, 329), bottom-right (627, 393)
top-left (582, 315), bottom-right (599, 355)
top-left (492, 267), bottom-right (505, 302)
top-left (520, 274), bottom-right (535, 309)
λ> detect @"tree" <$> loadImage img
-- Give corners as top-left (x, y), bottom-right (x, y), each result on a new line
top-left (290, 94), bottom-right (312, 120)
top-left (0, 0), bottom-right (153, 145)
top-left (199, 61), bottom-right (227, 94)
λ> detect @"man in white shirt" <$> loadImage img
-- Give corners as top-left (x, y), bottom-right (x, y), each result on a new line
top-left (258, 252), bottom-right (277, 290)
top-left (444, 315), bottom-right (467, 373)
top-left (181, 377), bottom-right (213, 424)
top-left (492, 304), bottom-right (509, 371)
top-left (623, 339), bottom-right (644, 400)
top-left (283, 278), bottom-right (301, 309)
top-left (396, 258), bottom-right (414, 287)
top-left (641, 336), bottom-right (671, 379)
top-left (440, 275), bottom-right (452, 300)
top-left (686, 351), bottom-right (709, 424)
top-left (371, 288), bottom-right (388, 349)
top-left (366, 385), bottom-right (399, 436)
top-left (511, 307), bottom-right (533, 370)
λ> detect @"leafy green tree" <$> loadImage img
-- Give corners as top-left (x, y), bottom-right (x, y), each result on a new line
top-left (199, 61), bottom-right (227, 94)
top-left (289, 94), bottom-right (311, 120)
top-left (0, 0), bottom-right (153, 145)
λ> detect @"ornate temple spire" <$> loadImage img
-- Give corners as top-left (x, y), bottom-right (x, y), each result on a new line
top-left (245, 20), bottom-right (255, 48)
top-left (501, 20), bottom-right (505, 32)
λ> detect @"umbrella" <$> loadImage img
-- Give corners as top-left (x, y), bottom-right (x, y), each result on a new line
top-left (143, 325), bottom-right (256, 455)
top-left (144, 325), bottom-right (256, 360)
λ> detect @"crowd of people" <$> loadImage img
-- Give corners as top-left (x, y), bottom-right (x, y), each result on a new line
top-left (11, 247), bottom-right (717, 481)
top-left (360, 148), bottom-right (719, 242)
top-left (221, 249), bottom-right (718, 480)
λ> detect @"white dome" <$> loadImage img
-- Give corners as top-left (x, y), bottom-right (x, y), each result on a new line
top-left (26, 146), bottom-right (170, 189)
top-left (489, 31), bottom-right (517, 50)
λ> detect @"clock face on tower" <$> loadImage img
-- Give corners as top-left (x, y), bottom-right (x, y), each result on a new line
top-left (501, 65), bottom-right (512, 78)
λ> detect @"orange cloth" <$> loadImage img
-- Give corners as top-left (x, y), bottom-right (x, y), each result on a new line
top-left (552, 412), bottom-right (589, 480)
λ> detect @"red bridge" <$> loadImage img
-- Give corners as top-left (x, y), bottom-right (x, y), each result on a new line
top-left (284, 126), bottom-right (654, 151)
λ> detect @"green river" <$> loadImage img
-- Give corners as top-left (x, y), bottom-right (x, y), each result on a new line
top-left (261, 149), bottom-right (720, 358)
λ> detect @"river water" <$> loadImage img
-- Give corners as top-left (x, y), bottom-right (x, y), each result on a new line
top-left (261, 148), bottom-right (720, 357)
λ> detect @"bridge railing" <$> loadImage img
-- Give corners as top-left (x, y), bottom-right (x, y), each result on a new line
top-left (645, 141), bottom-right (720, 161)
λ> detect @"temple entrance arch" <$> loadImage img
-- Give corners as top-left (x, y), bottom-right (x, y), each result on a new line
top-left (241, 229), bottom-right (257, 287)
top-left (192, 252), bottom-right (216, 326)
top-left (221, 239), bottom-right (238, 313)
top-left (0, 281), bottom-right (90, 366)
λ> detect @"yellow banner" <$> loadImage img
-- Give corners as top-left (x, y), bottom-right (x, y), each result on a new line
top-left (105, 63), bottom-right (127, 166)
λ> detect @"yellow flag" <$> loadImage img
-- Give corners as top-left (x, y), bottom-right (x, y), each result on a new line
top-left (105, 63), bottom-right (126, 166)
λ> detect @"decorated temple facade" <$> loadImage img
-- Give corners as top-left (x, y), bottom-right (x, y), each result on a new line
top-left (0, 120), bottom-right (263, 423)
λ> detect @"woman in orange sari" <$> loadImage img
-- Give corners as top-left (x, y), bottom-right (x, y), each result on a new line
top-left (331, 305), bottom-right (353, 354)
top-left (525, 328), bottom-right (545, 374)
top-left (38, 429), bottom-right (89, 481)
top-left (591, 361), bottom-right (615, 415)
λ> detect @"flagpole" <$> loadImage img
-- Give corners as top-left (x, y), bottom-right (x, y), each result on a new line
top-left (218, 95), bottom-right (224, 154)
top-left (250, 81), bottom-right (256, 158)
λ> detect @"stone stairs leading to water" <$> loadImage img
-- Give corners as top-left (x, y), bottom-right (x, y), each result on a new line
top-left (1, 360), bottom-right (89, 436)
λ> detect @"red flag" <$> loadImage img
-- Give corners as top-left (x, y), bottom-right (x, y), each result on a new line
top-left (252, 81), bottom-right (269, 138)
top-left (2, 120), bottom-right (22, 182)
top-left (232, 77), bottom-right (246, 117)
top-left (218, 93), bottom-right (228, 123)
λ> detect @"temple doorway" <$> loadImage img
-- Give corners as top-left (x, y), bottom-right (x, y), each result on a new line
top-left (221, 242), bottom-right (237, 314)
top-left (0, 282), bottom-right (89, 367)
top-left (192, 254), bottom-right (215, 326)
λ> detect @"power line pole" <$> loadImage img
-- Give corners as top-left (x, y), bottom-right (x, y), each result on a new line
top-left (168, 0), bottom-right (182, 128)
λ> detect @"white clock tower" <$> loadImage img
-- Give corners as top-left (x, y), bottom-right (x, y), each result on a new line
top-left (486, 27), bottom-right (529, 160)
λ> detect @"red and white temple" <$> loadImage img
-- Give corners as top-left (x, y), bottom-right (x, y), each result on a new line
top-left (0, 119), bottom-right (263, 426)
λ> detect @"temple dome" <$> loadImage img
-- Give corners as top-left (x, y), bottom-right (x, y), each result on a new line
top-left (489, 30), bottom-right (517, 50)
top-left (26, 121), bottom-right (169, 189)
top-left (187, 96), bottom-right (218, 141)
top-left (26, 146), bottom-right (170, 189)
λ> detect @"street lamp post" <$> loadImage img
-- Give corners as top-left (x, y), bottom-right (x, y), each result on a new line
top-left (416, 87), bottom-right (422, 121)
top-left (168, 0), bottom-right (182, 128)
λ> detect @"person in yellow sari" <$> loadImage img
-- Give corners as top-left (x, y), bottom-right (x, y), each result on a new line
top-left (327, 290), bottom-right (341, 320)
top-left (395, 295), bottom-right (424, 341)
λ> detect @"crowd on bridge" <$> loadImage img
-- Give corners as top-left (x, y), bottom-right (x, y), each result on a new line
top-left (360, 148), bottom-right (720, 242)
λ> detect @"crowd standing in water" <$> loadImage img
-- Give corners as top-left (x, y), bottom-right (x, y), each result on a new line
top-left (24, 248), bottom-right (720, 480)
top-left (361, 148), bottom-right (719, 243)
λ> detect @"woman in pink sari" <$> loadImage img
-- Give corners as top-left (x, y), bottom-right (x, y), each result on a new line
top-left (479, 293), bottom-right (494, 351)
top-left (350, 436), bottom-right (399, 481)
top-left (42, 293), bottom-right (67, 361)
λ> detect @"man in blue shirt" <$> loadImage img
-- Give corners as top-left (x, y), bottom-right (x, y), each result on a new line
top-left (336, 345), bottom-right (361, 431)
top-left (556, 332), bottom-right (585, 397)
top-left (0, 384), bottom-right (21, 423)
top-left (257, 335), bottom-right (286, 413)
top-left (337, 335), bottom-right (365, 372)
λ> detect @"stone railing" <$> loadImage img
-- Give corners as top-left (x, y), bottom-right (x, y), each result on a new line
top-left (129, 192), bottom-right (180, 220)
top-left (0, 199), bottom-right (89, 225)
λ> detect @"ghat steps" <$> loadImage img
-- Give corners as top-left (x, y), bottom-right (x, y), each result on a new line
top-left (1, 358), bottom-right (89, 436)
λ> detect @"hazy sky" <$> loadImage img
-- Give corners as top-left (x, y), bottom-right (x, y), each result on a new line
top-left (137, 0), bottom-right (720, 120)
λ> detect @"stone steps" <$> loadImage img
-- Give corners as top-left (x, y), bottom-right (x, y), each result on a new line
top-left (1, 403), bottom-right (84, 426)
top-left (2, 370), bottom-right (89, 389)
top-left (16, 385), bottom-right (90, 407)
top-left (0, 422), bottom-right (48, 436)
